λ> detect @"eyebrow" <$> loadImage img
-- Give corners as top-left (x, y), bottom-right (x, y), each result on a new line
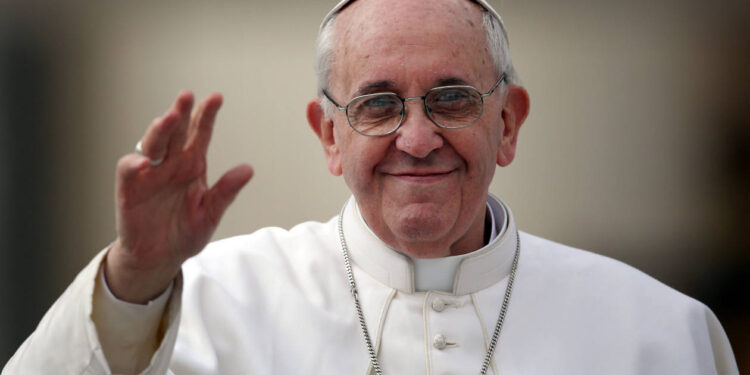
top-left (436, 77), bottom-right (471, 86)
top-left (353, 76), bottom-right (473, 97)
top-left (355, 80), bottom-right (398, 96)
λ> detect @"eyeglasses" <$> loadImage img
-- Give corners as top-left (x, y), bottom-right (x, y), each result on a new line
top-left (322, 73), bottom-right (506, 137)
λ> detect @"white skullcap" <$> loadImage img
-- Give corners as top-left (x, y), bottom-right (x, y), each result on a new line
top-left (319, 0), bottom-right (506, 31)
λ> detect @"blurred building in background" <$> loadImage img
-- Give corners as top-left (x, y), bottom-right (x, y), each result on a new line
top-left (1, 0), bottom-right (747, 369)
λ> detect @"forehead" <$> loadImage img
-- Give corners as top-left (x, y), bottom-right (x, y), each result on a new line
top-left (331, 0), bottom-right (493, 93)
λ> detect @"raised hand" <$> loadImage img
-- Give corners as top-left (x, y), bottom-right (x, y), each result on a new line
top-left (105, 91), bottom-right (254, 303)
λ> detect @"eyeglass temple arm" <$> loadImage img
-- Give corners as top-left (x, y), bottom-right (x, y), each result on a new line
top-left (322, 90), bottom-right (346, 110)
top-left (481, 72), bottom-right (507, 98)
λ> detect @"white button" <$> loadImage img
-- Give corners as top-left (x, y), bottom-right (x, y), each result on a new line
top-left (432, 298), bottom-right (446, 312)
top-left (433, 334), bottom-right (447, 350)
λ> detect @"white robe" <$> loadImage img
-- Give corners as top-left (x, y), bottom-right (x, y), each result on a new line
top-left (3, 196), bottom-right (739, 374)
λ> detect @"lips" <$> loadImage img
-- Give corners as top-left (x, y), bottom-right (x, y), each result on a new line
top-left (391, 170), bottom-right (453, 177)
top-left (386, 169), bottom-right (455, 183)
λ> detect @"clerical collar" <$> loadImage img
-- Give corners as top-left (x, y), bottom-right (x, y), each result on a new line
top-left (344, 194), bottom-right (518, 295)
top-left (407, 201), bottom-right (507, 292)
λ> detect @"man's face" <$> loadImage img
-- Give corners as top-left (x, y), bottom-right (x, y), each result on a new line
top-left (310, 0), bottom-right (526, 257)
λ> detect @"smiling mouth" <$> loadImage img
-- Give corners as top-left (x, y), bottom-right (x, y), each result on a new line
top-left (388, 170), bottom-right (455, 182)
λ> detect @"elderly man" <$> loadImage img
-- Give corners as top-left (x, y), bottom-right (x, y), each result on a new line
top-left (3, 0), bottom-right (739, 374)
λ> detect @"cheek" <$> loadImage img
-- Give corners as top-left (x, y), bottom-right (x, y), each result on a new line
top-left (479, 112), bottom-right (504, 160)
top-left (336, 130), bottom-right (390, 191)
top-left (444, 130), bottom-right (500, 193)
top-left (457, 125), bottom-right (500, 170)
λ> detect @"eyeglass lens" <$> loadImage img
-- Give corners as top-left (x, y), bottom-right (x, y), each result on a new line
top-left (346, 86), bottom-right (483, 135)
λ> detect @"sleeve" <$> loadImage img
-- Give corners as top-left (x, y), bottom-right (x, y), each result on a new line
top-left (703, 307), bottom-right (740, 375)
top-left (92, 258), bottom-right (173, 374)
top-left (2, 248), bottom-right (184, 375)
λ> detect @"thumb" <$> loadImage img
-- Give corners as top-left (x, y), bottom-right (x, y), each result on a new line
top-left (203, 164), bottom-right (254, 225)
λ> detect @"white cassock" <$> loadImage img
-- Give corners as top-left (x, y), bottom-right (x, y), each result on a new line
top-left (4, 196), bottom-right (739, 374)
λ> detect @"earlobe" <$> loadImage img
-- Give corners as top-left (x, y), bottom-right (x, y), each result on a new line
top-left (306, 99), bottom-right (342, 176)
top-left (496, 85), bottom-right (530, 167)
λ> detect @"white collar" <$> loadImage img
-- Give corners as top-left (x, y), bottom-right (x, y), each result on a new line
top-left (407, 200), bottom-right (507, 292)
top-left (341, 194), bottom-right (518, 295)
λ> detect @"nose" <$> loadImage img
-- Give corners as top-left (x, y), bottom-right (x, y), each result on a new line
top-left (394, 101), bottom-right (444, 158)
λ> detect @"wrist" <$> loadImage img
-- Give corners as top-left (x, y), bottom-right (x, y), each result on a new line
top-left (104, 242), bottom-right (180, 304)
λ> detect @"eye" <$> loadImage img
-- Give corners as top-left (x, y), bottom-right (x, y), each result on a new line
top-left (433, 88), bottom-right (471, 103)
top-left (362, 95), bottom-right (399, 108)
top-left (347, 94), bottom-right (402, 132)
top-left (351, 94), bottom-right (401, 118)
top-left (427, 87), bottom-right (482, 125)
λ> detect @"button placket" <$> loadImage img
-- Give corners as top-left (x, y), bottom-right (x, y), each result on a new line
top-left (425, 293), bottom-right (480, 374)
top-left (431, 297), bottom-right (461, 312)
top-left (432, 334), bottom-right (457, 350)
top-left (427, 294), bottom-right (461, 353)
top-left (432, 298), bottom-right (446, 312)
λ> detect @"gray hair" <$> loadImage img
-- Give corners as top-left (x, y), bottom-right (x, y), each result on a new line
top-left (315, 10), bottom-right (521, 118)
top-left (316, 14), bottom-right (338, 118)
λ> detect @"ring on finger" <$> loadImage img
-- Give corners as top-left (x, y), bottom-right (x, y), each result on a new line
top-left (135, 140), bottom-right (164, 166)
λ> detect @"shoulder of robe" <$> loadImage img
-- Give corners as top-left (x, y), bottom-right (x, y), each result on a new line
top-left (513, 233), bottom-right (737, 374)
top-left (505, 232), bottom-right (737, 372)
top-left (517, 231), bottom-right (711, 315)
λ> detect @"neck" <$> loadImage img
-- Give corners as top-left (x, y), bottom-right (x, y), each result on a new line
top-left (404, 216), bottom-right (486, 258)
top-left (409, 202), bottom-right (500, 292)
top-left (356, 199), bottom-right (489, 259)
top-left (399, 224), bottom-right (486, 258)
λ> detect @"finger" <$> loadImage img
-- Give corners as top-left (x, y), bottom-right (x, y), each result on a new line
top-left (166, 90), bottom-right (195, 158)
top-left (115, 154), bottom-right (153, 209)
top-left (202, 164), bottom-right (254, 225)
top-left (139, 111), bottom-right (178, 162)
top-left (116, 153), bottom-right (152, 186)
top-left (187, 92), bottom-right (223, 156)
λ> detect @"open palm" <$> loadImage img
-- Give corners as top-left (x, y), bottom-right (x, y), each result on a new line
top-left (106, 92), bottom-right (253, 303)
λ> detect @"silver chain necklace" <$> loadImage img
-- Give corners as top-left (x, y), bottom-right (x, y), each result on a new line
top-left (337, 204), bottom-right (520, 375)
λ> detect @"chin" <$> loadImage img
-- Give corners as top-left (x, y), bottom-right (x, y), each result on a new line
top-left (390, 202), bottom-right (454, 243)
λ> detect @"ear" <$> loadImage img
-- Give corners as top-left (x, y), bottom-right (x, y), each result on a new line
top-left (307, 98), bottom-right (343, 176)
top-left (497, 85), bottom-right (530, 167)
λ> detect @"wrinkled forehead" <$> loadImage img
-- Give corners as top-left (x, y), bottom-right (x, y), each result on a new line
top-left (323, 0), bottom-right (501, 94)
top-left (320, 0), bottom-right (505, 31)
